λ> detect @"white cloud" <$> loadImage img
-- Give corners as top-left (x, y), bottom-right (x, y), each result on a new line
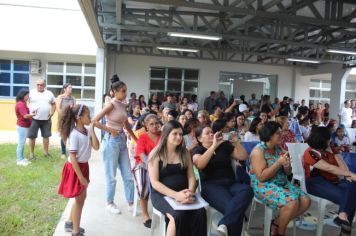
top-left (0, 1), bottom-right (97, 55)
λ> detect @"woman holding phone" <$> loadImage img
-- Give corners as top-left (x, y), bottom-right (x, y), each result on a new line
top-left (249, 121), bottom-right (310, 236)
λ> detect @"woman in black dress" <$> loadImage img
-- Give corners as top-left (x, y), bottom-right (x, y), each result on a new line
top-left (148, 120), bottom-right (206, 236)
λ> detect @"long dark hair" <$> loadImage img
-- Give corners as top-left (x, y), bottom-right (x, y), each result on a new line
top-left (149, 120), bottom-right (188, 168)
top-left (16, 88), bottom-right (29, 102)
top-left (138, 95), bottom-right (146, 109)
top-left (58, 104), bottom-right (89, 141)
top-left (249, 117), bottom-right (262, 134)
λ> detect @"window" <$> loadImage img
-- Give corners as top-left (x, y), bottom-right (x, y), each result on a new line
top-left (149, 67), bottom-right (199, 100)
top-left (46, 62), bottom-right (96, 99)
top-left (0, 59), bottom-right (30, 97)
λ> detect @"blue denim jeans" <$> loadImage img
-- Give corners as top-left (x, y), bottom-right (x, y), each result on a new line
top-left (16, 125), bottom-right (28, 161)
top-left (102, 132), bottom-right (134, 204)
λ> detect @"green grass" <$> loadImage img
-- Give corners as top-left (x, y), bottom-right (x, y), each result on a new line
top-left (0, 144), bottom-right (68, 236)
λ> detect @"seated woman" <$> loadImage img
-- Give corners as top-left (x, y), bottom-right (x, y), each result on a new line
top-left (148, 120), bottom-right (206, 236)
top-left (244, 117), bottom-right (264, 142)
top-left (250, 121), bottom-right (310, 236)
top-left (134, 114), bottom-right (161, 228)
top-left (183, 118), bottom-right (200, 153)
top-left (276, 116), bottom-right (296, 151)
top-left (304, 126), bottom-right (356, 236)
top-left (192, 125), bottom-right (253, 236)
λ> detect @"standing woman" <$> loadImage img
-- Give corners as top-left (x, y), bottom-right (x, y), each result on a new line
top-left (93, 76), bottom-right (137, 214)
top-left (148, 120), bottom-right (206, 236)
top-left (134, 114), bottom-right (161, 228)
top-left (15, 89), bottom-right (36, 166)
top-left (56, 83), bottom-right (76, 159)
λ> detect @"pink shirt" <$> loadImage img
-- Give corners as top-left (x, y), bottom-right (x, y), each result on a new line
top-left (105, 98), bottom-right (127, 132)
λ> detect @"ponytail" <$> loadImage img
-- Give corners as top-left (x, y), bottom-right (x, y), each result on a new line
top-left (58, 104), bottom-right (88, 141)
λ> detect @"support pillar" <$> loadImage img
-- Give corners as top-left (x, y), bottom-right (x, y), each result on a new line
top-left (329, 67), bottom-right (350, 120)
top-left (95, 47), bottom-right (106, 140)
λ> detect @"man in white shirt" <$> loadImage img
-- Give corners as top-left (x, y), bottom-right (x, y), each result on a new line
top-left (28, 79), bottom-right (56, 159)
top-left (339, 100), bottom-right (353, 128)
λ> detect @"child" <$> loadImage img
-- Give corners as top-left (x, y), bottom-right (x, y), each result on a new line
top-left (58, 104), bottom-right (99, 236)
top-left (331, 127), bottom-right (351, 153)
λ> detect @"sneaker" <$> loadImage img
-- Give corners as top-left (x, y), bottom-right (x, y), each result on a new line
top-left (106, 203), bottom-right (121, 214)
top-left (61, 154), bottom-right (66, 159)
top-left (217, 224), bottom-right (228, 236)
top-left (64, 221), bottom-right (85, 233)
top-left (17, 159), bottom-right (29, 166)
top-left (71, 232), bottom-right (84, 236)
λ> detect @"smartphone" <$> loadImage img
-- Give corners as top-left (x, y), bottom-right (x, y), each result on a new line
top-left (222, 133), bottom-right (230, 141)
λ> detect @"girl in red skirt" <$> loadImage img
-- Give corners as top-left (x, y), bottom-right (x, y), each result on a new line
top-left (58, 104), bottom-right (99, 236)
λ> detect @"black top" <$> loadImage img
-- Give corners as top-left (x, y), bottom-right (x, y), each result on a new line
top-left (278, 102), bottom-right (290, 116)
top-left (152, 160), bottom-right (188, 194)
top-left (192, 141), bottom-right (235, 182)
top-left (298, 105), bottom-right (309, 115)
top-left (261, 104), bottom-right (272, 114)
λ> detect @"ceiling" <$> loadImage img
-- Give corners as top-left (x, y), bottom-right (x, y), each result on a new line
top-left (93, 0), bottom-right (356, 66)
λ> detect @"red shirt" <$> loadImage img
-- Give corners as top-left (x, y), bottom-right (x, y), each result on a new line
top-left (303, 147), bottom-right (339, 182)
top-left (280, 130), bottom-right (296, 151)
top-left (15, 101), bottom-right (31, 128)
top-left (135, 132), bottom-right (160, 164)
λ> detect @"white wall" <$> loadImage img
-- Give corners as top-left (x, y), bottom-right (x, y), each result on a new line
top-left (233, 80), bottom-right (264, 99)
top-left (107, 53), bottom-right (295, 106)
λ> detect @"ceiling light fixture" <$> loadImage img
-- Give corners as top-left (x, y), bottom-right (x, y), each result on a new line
top-left (286, 58), bottom-right (320, 64)
top-left (326, 49), bottom-right (356, 55)
top-left (157, 47), bottom-right (199, 53)
top-left (167, 32), bottom-right (222, 41)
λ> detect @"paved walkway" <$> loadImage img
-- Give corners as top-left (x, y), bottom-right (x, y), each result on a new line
top-left (0, 131), bottom-right (346, 236)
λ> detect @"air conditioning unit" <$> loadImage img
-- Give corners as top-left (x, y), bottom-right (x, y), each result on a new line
top-left (30, 60), bottom-right (41, 74)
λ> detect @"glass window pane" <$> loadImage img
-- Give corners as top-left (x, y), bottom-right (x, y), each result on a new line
top-left (346, 92), bottom-right (356, 100)
top-left (150, 68), bottom-right (165, 79)
top-left (66, 63), bottom-right (82, 74)
top-left (185, 69), bottom-right (199, 81)
top-left (150, 80), bottom-right (165, 90)
top-left (13, 73), bottom-right (29, 84)
top-left (84, 64), bottom-right (96, 74)
top-left (346, 83), bottom-right (355, 90)
top-left (183, 81), bottom-right (198, 93)
top-left (310, 79), bottom-right (320, 88)
top-left (66, 75), bottom-right (82, 86)
top-left (322, 90), bottom-right (330, 98)
top-left (0, 85), bottom-right (10, 96)
top-left (47, 75), bottom-right (63, 86)
top-left (47, 62), bottom-right (64, 73)
top-left (168, 68), bottom-right (182, 80)
top-left (13, 86), bottom-right (29, 96)
top-left (309, 89), bottom-right (320, 97)
top-left (321, 80), bottom-right (331, 89)
top-left (0, 73), bottom-right (11, 83)
top-left (71, 88), bottom-right (81, 99)
top-left (14, 60), bottom-right (29, 71)
top-left (167, 80), bottom-right (181, 93)
top-left (83, 90), bottom-right (95, 99)
top-left (84, 76), bottom-right (95, 86)
top-left (47, 87), bottom-right (62, 97)
top-left (0, 60), bottom-right (11, 71)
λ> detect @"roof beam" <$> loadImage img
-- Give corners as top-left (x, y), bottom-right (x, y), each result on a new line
top-left (126, 0), bottom-right (356, 28)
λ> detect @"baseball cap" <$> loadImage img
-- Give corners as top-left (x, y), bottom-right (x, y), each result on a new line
top-left (239, 104), bottom-right (249, 113)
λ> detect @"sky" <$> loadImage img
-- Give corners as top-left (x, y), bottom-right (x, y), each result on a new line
top-left (0, 0), bottom-right (97, 55)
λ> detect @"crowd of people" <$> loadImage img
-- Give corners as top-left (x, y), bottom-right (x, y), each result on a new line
top-left (13, 75), bottom-right (356, 236)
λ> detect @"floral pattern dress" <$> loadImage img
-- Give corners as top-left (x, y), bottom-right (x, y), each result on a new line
top-left (249, 142), bottom-right (307, 210)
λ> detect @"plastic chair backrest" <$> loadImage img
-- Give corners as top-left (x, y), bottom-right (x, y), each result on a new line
top-left (286, 143), bottom-right (309, 192)
top-left (345, 128), bottom-right (356, 144)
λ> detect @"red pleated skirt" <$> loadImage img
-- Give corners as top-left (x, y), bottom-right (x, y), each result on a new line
top-left (58, 162), bottom-right (90, 198)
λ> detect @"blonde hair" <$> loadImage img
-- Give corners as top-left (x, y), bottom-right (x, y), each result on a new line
top-left (276, 116), bottom-right (288, 126)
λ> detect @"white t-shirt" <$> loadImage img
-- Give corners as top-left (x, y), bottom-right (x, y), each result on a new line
top-left (300, 125), bottom-right (311, 139)
top-left (68, 127), bottom-right (92, 163)
top-left (244, 131), bottom-right (260, 142)
top-left (29, 89), bottom-right (55, 120)
top-left (339, 107), bottom-right (353, 128)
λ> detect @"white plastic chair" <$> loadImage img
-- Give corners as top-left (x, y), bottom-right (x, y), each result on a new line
top-left (287, 143), bottom-right (333, 236)
top-left (247, 197), bottom-right (274, 236)
top-left (150, 207), bottom-right (166, 236)
top-left (133, 187), bottom-right (139, 217)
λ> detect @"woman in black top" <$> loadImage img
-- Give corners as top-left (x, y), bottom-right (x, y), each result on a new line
top-left (192, 126), bottom-right (254, 236)
top-left (148, 120), bottom-right (206, 236)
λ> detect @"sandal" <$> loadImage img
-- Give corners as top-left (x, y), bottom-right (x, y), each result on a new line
top-left (143, 219), bottom-right (152, 228)
top-left (64, 221), bottom-right (85, 233)
top-left (270, 219), bottom-right (278, 236)
top-left (334, 216), bottom-right (351, 232)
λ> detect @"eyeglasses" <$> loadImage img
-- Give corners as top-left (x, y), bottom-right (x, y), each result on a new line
top-left (37, 84), bottom-right (45, 86)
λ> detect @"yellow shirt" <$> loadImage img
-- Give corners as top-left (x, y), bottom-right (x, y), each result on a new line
top-left (209, 114), bottom-right (218, 123)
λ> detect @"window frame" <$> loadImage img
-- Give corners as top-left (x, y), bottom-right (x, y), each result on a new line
top-left (0, 59), bottom-right (30, 98)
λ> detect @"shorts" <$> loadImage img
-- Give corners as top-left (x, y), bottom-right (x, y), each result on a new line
top-left (27, 119), bottom-right (52, 139)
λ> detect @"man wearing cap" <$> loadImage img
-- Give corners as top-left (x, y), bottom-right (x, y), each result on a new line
top-left (28, 79), bottom-right (56, 159)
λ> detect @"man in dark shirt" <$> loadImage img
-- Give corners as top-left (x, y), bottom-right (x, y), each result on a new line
top-left (298, 99), bottom-right (309, 116)
top-left (216, 91), bottom-right (228, 111)
top-left (278, 96), bottom-right (291, 117)
top-left (204, 91), bottom-right (217, 114)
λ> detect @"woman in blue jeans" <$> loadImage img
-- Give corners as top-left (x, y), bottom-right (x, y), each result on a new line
top-left (15, 89), bottom-right (36, 166)
top-left (93, 74), bottom-right (137, 214)
top-left (304, 126), bottom-right (356, 236)
top-left (192, 125), bottom-right (253, 236)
